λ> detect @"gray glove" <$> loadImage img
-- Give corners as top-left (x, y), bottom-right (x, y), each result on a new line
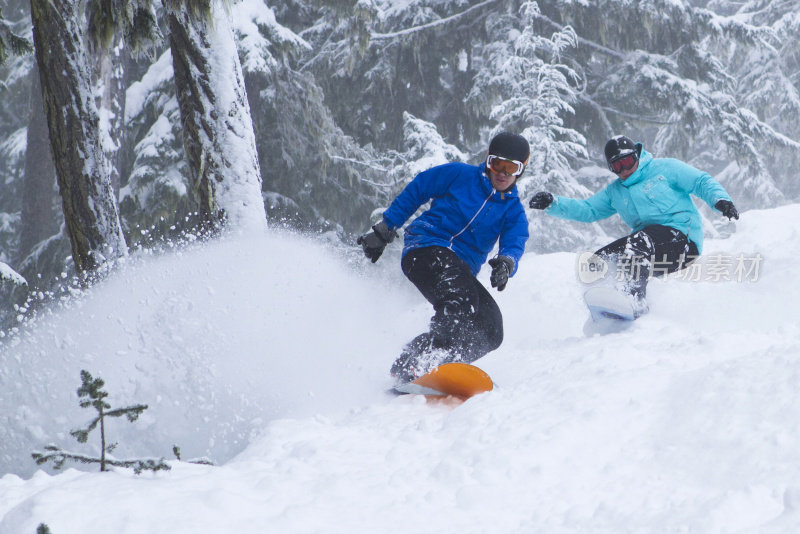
top-left (357, 220), bottom-right (396, 263)
top-left (488, 255), bottom-right (515, 291)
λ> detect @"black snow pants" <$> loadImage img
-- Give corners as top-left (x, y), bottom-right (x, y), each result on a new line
top-left (592, 224), bottom-right (699, 298)
top-left (390, 246), bottom-right (503, 381)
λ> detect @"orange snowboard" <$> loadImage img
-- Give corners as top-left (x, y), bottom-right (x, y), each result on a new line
top-left (394, 363), bottom-right (494, 399)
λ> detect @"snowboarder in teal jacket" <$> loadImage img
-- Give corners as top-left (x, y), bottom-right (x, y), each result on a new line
top-left (358, 132), bottom-right (530, 382)
top-left (529, 135), bottom-right (739, 316)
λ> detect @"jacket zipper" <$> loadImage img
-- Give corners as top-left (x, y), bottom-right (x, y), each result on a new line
top-left (449, 188), bottom-right (495, 249)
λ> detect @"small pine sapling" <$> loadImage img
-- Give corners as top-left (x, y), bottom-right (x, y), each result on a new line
top-left (32, 370), bottom-right (170, 474)
top-left (70, 369), bottom-right (148, 471)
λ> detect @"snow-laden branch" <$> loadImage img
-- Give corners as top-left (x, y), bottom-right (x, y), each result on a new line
top-left (368, 1), bottom-right (624, 62)
top-left (32, 445), bottom-right (170, 475)
top-left (533, 13), bottom-right (623, 59)
top-left (370, 0), bottom-right (501, 41)
top-left (599, 105), bottom-right (680, 125)
top-left (328, 154), bottom-right (390, 173)
top-left (0, 261), bottom-right (26, 287)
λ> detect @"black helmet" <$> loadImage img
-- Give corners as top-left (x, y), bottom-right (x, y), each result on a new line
top-left (604, 135), bottom-right (642, 174)
top-left (605, 135), bottom-right (642, 163)
top-left (604, 135), bottom-right (638, 163)
top-left (489, 132), bottom-right (530, 164)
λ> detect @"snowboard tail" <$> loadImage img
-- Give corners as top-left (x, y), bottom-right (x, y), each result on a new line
top-left (394, 363), bottom-right (493, 399)
top-left (583, 286), bottom-right (636, 323)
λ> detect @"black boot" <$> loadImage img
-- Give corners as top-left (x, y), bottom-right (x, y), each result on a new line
top-left (390, 333), bottom-right (451, 383)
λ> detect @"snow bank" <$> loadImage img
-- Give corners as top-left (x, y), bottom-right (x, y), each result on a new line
top-left (0, 229), bottom-right (421, 479)
top-left (2, 204), bottom-right (800, 533)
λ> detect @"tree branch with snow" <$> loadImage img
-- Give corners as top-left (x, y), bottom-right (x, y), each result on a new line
top-left (0, 262), bottom-right (26, 288)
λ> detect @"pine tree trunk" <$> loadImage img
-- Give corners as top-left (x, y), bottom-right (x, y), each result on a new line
top-left (166, 1), bottom-right (266, 233)
top-left (29, 0), bottom-right (128, 273)
top-left (19, 66), bottom-right (58, 263)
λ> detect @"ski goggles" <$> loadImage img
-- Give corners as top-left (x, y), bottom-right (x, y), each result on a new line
top-left (608, 153), bottom-right (638, 174)
top-left (487, 155), bottom-right (525, 177)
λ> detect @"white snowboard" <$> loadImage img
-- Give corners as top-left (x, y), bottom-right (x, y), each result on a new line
top-left (583, 286), bottom-right (636, 322)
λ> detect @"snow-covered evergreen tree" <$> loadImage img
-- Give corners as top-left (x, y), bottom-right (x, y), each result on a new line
top-left (4, 0), bottom-right (800, 325)
top-left (705, 0), bottom-right (800, 202)
top-left (121, 50), bottom-right (195, 245)
top-left (247, 0), bottom-right (386, 232)
top-left (303, 0), bottom-right (495, 151)
top-left (379, 112), bottom-right (468, 211)
top-left (30, 0), bottom-right (128, 273)
top-left (164, 0), bottom-right (266, 233)
top-left (531, 0), bottom-right (800, 213)
top-left (0, 6), bottom-right (31, 65)
top-left (468, 2), bottom-right (608, 251)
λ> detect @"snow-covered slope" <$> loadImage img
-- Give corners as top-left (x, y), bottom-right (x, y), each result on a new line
top-left (2, 205), bottom-right (800, 533)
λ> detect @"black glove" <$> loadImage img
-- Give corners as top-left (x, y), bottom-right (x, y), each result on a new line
top-left (488, 255), bottom-right (515, 291)
top-left (528, 191), bottom-right (554, 210)
top-left (715, 199), bottom-right (739, 220)
top-left (357, 220), bottom-right (396, 263)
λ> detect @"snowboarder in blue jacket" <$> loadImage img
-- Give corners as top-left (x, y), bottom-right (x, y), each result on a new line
top-left (528, 135), bottom-right (739, 316)
top-left (358, 132), bottom-right (530, 382)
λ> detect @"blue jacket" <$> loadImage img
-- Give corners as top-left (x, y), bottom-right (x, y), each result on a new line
top-left (382, 162), bottom-right (529, 276)
top-left (546, 146), bottom-right (732, 253)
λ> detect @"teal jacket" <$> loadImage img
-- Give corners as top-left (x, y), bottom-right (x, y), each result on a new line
top-left (546, 145), bottom-right (732, 253)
